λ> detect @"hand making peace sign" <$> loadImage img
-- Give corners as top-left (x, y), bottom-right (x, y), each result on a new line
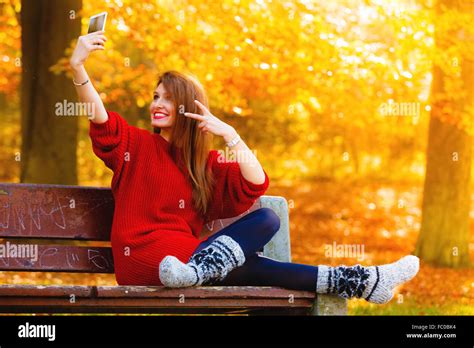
top-left (184, 100), bottom-right (238, 142)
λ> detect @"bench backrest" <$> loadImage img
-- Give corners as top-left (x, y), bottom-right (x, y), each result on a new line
top-left (0, 183), bottom-right (291, 274)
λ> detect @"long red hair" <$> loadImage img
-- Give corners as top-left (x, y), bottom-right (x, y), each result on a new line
top-left (154, 71), bottom-right (214, 217)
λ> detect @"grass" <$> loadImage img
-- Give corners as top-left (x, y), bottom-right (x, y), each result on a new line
top-left (349, 299), bottom-right (474, 315)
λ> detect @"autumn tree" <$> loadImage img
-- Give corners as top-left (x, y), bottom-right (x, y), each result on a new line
top-left (415, 0), bottom-right (473, 267)
top-left (20, 0), bottom-right (82, 184)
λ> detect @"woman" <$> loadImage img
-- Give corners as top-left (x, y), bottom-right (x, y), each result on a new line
top-left (69, 31), bottom-right (419, 304)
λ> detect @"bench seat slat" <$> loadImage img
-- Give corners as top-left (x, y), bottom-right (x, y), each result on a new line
top-left (0, 284), bottom-right (92, 297)
top-left (0, 300), bottom-right (311, 315)
top-left (0, 297), bottom-right (313, 309)
top-left (0, 285), bottom-right (316, 314)
top-left (0, 285), bottom-right (314, 299)
top-left (96, 285), bottom-right (315, 299)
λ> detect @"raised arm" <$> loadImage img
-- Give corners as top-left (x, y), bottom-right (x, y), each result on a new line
top-left (69, 31), bottom-right (108, 124)
top-left (69, 31), bottom-right (136, 184)
top-left (205, 150), bottom-right (270, 222)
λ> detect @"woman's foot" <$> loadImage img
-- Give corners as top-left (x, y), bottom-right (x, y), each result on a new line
top-left (159, 255), bottom-right (198, 288)
top-left (317, 255), bottom-right (420, 304)
top-left (159, 235), bottom-right (246, 288)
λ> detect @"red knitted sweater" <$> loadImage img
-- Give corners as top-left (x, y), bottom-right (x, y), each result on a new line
top-left (89, 110), bottom-right (269, 285)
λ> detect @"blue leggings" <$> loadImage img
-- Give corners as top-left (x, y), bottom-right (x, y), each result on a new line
top-left (192, 208), bottom-right (318, 292)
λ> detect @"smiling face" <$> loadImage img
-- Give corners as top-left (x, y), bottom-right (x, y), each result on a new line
top-left (150, 83), bottom-right (176, 129)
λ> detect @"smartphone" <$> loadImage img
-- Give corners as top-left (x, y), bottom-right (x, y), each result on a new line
top-left (88, 12), bottom-right (107, 34)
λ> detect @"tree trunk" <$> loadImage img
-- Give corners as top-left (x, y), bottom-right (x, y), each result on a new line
top-left (20, 0), bottom-right (82, 184)
top-left (415, 0), bottom-right (472, 267)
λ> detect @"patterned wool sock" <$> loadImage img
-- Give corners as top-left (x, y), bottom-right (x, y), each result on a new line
top-left (159, 235), bottom-right (246, 288)
top-left (316, 255), bottom-right (419, 304)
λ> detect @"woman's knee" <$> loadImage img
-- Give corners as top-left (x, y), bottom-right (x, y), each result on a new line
top-left (255, 208), bottom-right (281, 235)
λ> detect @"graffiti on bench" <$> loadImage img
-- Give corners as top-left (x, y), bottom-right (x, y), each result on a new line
top-left (0, 184), bottom-right (114, 240)
top-left (0, 245), bottom-right (114, 273)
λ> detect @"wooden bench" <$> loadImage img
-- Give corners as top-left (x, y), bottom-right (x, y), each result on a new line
top-left (0, 183), bottom-right (347, 315)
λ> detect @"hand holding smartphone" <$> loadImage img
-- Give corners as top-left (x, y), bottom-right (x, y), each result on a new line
top-left (70, 12), bottom-right (108, 70)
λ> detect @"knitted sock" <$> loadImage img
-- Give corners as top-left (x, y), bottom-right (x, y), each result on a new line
top-left (159, 235), bottom-right (246, 288)
top-left (316, 255), bottom-right (419, 304)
